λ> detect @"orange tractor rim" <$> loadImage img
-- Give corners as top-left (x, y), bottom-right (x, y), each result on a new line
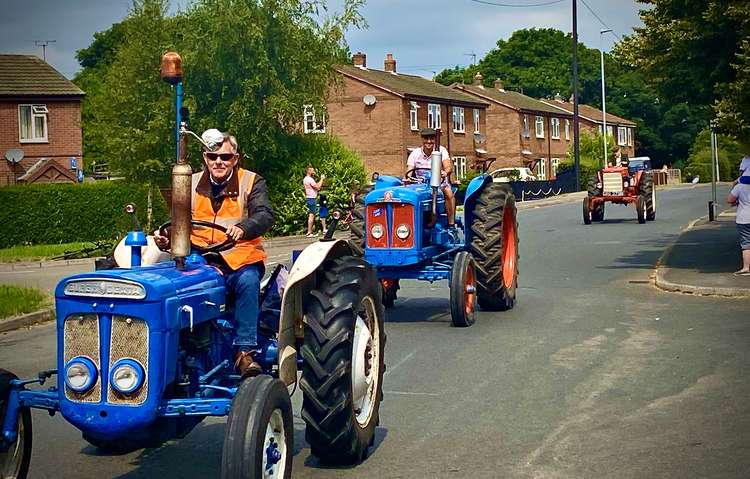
top-left (464, 262), bottom-right (476, 315)
top-left (502, 206), bottom-right (517, 289)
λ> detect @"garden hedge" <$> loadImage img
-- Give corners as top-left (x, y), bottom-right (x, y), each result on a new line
top-left (0, 181), bottom-right (168, 248)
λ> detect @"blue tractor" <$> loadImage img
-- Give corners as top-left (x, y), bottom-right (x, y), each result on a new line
top-left (347, 140), bottom-right (519, 327)
top-left (0, 52), bottom-right (385, 479)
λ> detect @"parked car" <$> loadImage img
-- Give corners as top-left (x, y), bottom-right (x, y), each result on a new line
top-left (489, 167), bottom-right (537, 183)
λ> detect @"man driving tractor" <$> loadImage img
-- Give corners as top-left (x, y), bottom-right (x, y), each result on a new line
top-left (154, 128), bottom-right (275, 378)
top-left (407, 127), bottom-right (457, 228)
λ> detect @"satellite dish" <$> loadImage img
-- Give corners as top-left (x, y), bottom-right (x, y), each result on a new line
top-left (5, 149), bottom-right (23, 163)
top-left (363, 94), bottom-right (377, 106)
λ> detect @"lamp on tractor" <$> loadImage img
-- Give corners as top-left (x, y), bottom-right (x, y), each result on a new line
top-left (348, 131), bottom-right (519, 327)
top-left (0, 52), bottom-right (385, 479)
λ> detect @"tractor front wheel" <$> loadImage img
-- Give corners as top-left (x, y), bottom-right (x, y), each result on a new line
top-left (0, 369), bottom-right (32, 479)
top-left (300, 256), bottom-right (385, 464)
top-left (469, 183), bottom-right (518, 311)
top-left (450, 252), bottom-right (477, 327)
top-left (221, 375), bottom-right (293, 479)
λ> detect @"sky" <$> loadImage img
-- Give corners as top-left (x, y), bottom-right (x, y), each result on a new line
top-left (0, 0), bottom-right (646, 80)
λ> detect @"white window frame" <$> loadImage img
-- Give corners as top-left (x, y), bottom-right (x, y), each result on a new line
top-left (428, 103), bottom-right (441, 129)
top-left (452, 106), bottom-right (465, 133)
top-left (453, 156), bottom-right (467, 180)
top-left (617, 126), bottom-right (627, 146)
top-left (551, 158), bottom-right (560, 177)
top-left (303, 105), bottom-right (325, 134)
top-left (473, 108), bottom-right (480, 134)
top-left (627, 128), bottom-right (633, 146)
top-left (410, 101), bottom-right (419, 131)
top-left (522, 115), bottom-right (530, 138)
top-left (19, 104), bottom-right (49, 143)
top-left (551, 118), bottom-right (560, 139)
top-left (535, 116), bottom-right (544, 138)
top-left (537, 157), bottom-right (547, 180)
top-left (565, 119), bottom-right (570, 140)
top-left (607, 125), bottom-right (614, 137)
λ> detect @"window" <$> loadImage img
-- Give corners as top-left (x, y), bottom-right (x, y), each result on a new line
top-left (19, 104), bottom-right (48, 142)
top-left (607, 125), bottom-right (614, 137)
top-left (551, 158), bottom-right (560, 177)
top-left (537, 158), bottom-right (547, 180)
top-left (473, 108), bottom-right (480, 134)
top-left (535, 116), bottom-right (544, 138)
top-left (453, 156), bottom-right (467, 180)
top-left (303, 105), bottom-right (325, 133)
top-left (617, 126), bottom-right (627, 146)
top-left (627, 128), bottom-right (633, 146)
top-left (565, 119), bottom-right (570, 140)
top-left (410, 101), bottom-right (419, 131)
top-left (522, 115), bottom-right (530, 138)
top-left (551, 118), bottom-right (560, 139)
top-left (452, 107), bottom-right (465, 133)
top-left (428, 104), bottom-right (441, 129)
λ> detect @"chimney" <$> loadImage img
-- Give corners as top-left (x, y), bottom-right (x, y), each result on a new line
top-left (473, 72), bottom-right (484, 87)
top-left (353, 51), bottom-right (366, 68)
top-left (384, 53), bottom-right (396, 73)
top-left (494, 79), bottom-right (504, 91)
top-left (569, 93), bottom-right (574, 103)
top-left (554, 92), bottom-right (564, 102)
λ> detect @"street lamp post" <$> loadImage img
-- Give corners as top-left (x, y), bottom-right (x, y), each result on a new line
top-left (600, 29), bottom-right (612, 168)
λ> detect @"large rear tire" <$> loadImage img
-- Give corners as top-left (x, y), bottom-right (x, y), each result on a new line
top-left (582, 197), bottom-right (592, 225)
top-left (450, 252), bottom-right (477, 327)
top-left (300, 256), bottom-right (385, 464)
top-left (0, 369), bottom-right (32, 479)
top-left (636, 195), bottom-right (647, 224)
top-left (221, 375), bottom-right (293, 479)
top-left (640, 173), bottom-right (656, 221)
top-left (587, 176), bottom-right (604, 221)
top-left (469, 183), bottom-right (518, 311)
top-left (348, 187), bottom-right (371, 256)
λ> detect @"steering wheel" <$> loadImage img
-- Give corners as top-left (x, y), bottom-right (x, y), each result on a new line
top-left (404, 167), bottom-right (434, 184)
top-left (158, 220), bottom-right (235, 254)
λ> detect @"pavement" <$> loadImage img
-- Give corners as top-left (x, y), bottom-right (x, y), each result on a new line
top-left (2, 185), bottom-right (745, 333)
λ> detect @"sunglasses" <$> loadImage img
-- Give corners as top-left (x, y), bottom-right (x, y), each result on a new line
top-left (205, 152), bottom-right (236, 162)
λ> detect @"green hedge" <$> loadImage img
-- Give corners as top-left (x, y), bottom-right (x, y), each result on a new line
top-left (0, 182), bottom-right (168, 248)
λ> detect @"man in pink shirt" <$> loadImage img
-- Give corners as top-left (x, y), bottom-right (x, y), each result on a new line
top-left (304, 165), bottom-right (326, 237)
top-left (406, 128), bottom-right (456, 228)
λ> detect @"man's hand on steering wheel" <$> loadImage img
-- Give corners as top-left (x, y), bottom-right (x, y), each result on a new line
top-left (156, 220), bottom-right (237, 254)
top-left (224, 224), bottom-right (245, 241)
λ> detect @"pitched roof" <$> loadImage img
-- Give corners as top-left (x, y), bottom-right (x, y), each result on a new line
top-left (452, 83), bottom-right (571, 116)
top-left (336, 65), bottom-right (487, 107)
top-left (18, 158), bottom-right (77, 183)
top-left (539, 99), bottom-right (635, 126)
top-left (0, 55), bottom-right (84, 97)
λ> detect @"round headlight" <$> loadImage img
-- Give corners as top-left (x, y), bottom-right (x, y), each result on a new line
top-left (110, 359), bottom-right (145, 395)
top-left (370, 224), bottom-right (385, 239)
top-left (623, 180), bottom-right (629, 187)
top-left (596, 182), bottom-right (602, 189)
top-left (396, 224), bottom-right (410, 239)
top-left (64, 356), bottom-right (97, 393)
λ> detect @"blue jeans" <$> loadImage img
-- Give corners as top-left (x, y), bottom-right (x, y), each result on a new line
top-left (225, 262), bottom-right (262, 350)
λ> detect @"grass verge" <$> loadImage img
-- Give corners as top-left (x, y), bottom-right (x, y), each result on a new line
top-left (0, 242), bottom-right (96, 262)
top-left (0, 285), bottom-right (50, 319)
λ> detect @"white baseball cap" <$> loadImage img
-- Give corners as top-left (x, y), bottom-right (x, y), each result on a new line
top-left (201, 128), bottom-right (225, 151)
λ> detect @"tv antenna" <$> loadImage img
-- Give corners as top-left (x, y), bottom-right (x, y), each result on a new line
top-left (464, 52), bottom-right (477, 66)
top-left (34, 40), bottom-right (56, 62)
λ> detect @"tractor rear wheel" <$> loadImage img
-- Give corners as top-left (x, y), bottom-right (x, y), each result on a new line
top-left (300, 256), bottom-right (385, 464)
top-left (0, 369), bottom-right (32, 479)
top-left (636, 195), bottom-right (647, 224)
top-left (450, 252), bottom-right (477, 327)
top-left (348, 187), bottom-right (371, 256)
top-left (583, 197), bottom-right (593, 225)
top-left (469, 183), bottom-right (518, 311)
top-left (640, 173), bottom-right (656, 221)
top-left (587, 176), bottom-right (604, 221)
top-left (221, 375), bottom-right (293, 479)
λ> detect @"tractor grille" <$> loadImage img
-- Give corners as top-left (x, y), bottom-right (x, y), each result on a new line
top-left (63, 314), bottom-right (101, 403)
top-left (603, 172), bottom-right (623, 194)
top-left (107, 315), bottom-right (149, 405)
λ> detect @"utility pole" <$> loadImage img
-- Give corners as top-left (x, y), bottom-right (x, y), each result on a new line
top-left (599, 29), bottom-right (612, 169)
top-left (572, 0), bottom-right (580, 191)
top-left (34, 40), bottom-right (56, 62)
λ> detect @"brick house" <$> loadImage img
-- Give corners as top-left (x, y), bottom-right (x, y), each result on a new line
top-left (452, 74), bottom-right (574, 180)
top-left (540, 95), bottom-right (637, 159)
top-left (0, 55), bottom-right (85, 186)
top-left (321, 53), bottom-right (489, 181)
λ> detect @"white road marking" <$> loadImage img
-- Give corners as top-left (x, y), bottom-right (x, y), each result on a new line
top-left (385, 350), bottom-right (416, 375)
top-left (384, 390), bottom-right (442, 397)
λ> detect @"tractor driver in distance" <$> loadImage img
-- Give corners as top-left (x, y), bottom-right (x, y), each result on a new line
top-left (407, 127), bottom-right (457, 228)
top-left (153, 129), bottom-right (275, 378)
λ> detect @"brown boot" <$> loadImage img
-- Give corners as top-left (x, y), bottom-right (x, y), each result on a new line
top-left (235, 350), bottom-right (262, 378)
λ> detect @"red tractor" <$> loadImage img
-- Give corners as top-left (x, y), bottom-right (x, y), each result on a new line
top-left (583, 161), bottom-right (656, 224)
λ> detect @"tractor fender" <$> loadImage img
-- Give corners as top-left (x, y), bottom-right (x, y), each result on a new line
top-left (462, 174), bottom-right (494, 245)
top-left (277, 239), bottom-right (352, 385)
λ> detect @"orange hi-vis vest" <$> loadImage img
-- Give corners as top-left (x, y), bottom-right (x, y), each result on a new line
top-left (190, 168), bottom-right (266, 270)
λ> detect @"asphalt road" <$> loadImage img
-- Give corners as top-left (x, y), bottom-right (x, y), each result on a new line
top-left (2, 184), bottom-right (749, 479)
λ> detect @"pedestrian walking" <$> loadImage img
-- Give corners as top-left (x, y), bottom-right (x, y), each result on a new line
top-left (304, 165), bottom-right (325, 237)
top-left (727, 171), bottom-right (750, 276)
